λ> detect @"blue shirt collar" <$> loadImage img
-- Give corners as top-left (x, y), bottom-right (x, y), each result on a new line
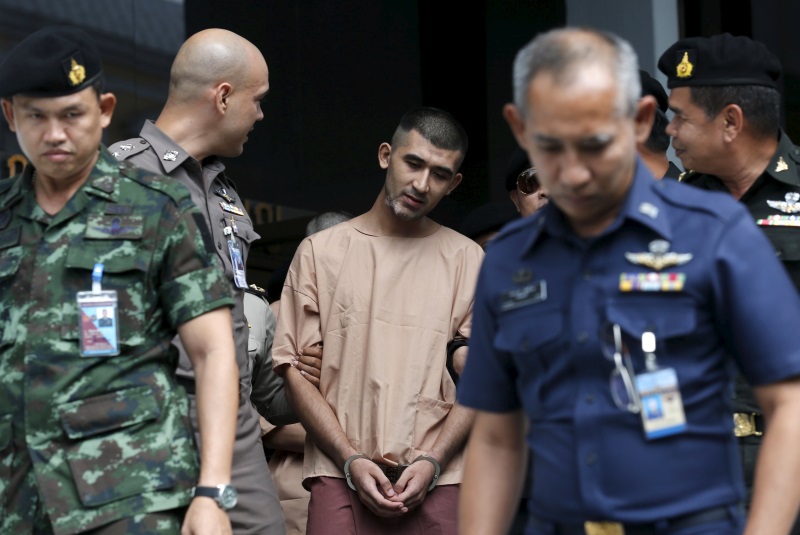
top-left (522, 158), bottom-right (672, 253)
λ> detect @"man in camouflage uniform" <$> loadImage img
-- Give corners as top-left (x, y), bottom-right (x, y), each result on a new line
top-left (0, 27), bottom-right (238, 534)
top-left (659, 34), bottom-right (800, 533)
top-left (109, 28), bottom-right (285, 534)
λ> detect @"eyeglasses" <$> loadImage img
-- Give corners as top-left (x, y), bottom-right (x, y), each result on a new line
top-left (516, 167), bottom-right (540, 196)
top-left (600, 323), bottom-right (641, 414)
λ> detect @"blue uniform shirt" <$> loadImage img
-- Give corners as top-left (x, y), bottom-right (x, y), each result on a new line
top-left (458, 160), bottom-right (800, 523)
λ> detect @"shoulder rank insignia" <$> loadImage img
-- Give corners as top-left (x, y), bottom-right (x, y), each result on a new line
top-left (625, 239), bottom-right (693, 271)
top-left (766, 192), bottom-right (800, 214)
top-left (776, 156), bottom-right (789, 173)
top-left (119, 144), bottom-right (134, 152)
top-left (67, 58), bottom-right (86, 86)
top-left (163, 150), bottom-right (179, 162)
top-left (676, 51), bottom-right (694, 79)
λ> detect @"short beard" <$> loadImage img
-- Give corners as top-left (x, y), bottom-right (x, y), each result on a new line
top-left (384, 184), bottom-right (421, 221)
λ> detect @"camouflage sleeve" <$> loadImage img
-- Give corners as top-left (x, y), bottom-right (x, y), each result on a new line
top-left (156, 198), bottom-right (233, 329)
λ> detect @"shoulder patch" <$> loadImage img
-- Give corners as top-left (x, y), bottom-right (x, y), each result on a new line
top-left (117, 162), bottom-right (193, 207)
top-left (108, 139), bottom-right (149, 161)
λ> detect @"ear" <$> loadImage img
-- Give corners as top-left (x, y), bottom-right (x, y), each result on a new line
top-left (1, 98), bottom-right (16, 132)
top-left (633, 95), bottom-right (657, 145)
top-left (378, 142), bottom-right (392, 169)
top-left (720, 104), bottom-right (744, 142)
top-left (508, 190), bottom-right (522, 214)
top-left (215, 82), bottom-right (233, 114)
top-left (98, 93), bottom-right (117, 129)
top-left (503, 103), bottom-right (528, 150)
top-left (446, 173), bottom-right (463, 195)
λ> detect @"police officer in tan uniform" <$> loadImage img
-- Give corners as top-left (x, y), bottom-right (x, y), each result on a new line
top-left (110, 28), bottom-right (284, 534)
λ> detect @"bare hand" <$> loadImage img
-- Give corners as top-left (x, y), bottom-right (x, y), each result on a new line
top-left (390, 459), bottom-right (435, 511)
top-left (294, 344), bottom-right (323, 388)
top-left (181, 497), bottom-right (232, 535)
top-left (453, 346), bottom-right (468, 376)
top-left (348, 457), bottom-right (408, 517)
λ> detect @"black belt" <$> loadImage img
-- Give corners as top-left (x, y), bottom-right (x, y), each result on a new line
top-left (377, 464), bottom-right (408, 484)
top-left (176, 375), bottom-right (196, 395)
top-left (530, 506), bottom-right (731, 535)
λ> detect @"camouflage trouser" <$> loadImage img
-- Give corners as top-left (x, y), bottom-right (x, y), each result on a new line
top-left (2, 457), bottom-right (183, 534)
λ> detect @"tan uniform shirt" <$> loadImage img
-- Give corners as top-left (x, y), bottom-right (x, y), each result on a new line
top-left (272, 219), bottom-right (483, 485)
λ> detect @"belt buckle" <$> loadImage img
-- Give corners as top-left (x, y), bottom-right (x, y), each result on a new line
top-left (382, 465), bottom-right (406, 484)
top-left (733, 412), bottom-right (762, 437)
top-left (584, 521), bottom-right (625, 535)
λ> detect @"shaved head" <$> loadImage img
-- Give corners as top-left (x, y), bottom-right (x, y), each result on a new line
top-left (168, 28), bottom-right (265, 102)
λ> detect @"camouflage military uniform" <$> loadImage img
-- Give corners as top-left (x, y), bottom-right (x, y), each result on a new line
top-left (0, 149), bottom-right (233, 534)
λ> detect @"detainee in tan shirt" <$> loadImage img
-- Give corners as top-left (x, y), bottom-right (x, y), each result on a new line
top-left (273, 107), bottom-right (483, 534)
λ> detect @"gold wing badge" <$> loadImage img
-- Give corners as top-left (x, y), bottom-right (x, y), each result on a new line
top-left (625, 240), bottom-right (693, 271)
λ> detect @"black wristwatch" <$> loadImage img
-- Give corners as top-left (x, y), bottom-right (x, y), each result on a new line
top-left (192, 484), bottom-right (238, 511)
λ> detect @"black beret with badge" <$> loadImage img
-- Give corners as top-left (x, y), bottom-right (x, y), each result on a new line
top-left (639, 70), bottom-right (669, 113)
top-left (657, 33), bottom-right (781, 90)
top-left (0, 26), bottom-right (104, 99)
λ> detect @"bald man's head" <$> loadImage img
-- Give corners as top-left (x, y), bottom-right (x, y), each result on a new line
top-left (168, 28), bottom-right (265, 103)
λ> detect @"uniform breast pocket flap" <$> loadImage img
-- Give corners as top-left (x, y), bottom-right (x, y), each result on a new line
top-left (606, 295), bottom-right (696, 340)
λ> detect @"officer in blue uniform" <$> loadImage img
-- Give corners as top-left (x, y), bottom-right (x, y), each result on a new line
top-left (458, 27), bottom-right (800, 535)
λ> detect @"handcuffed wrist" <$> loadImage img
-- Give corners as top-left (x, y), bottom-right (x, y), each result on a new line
top-left (412, 454), bottom-right (441, 491)
top-left (344, 453), bottom-right (368, 491)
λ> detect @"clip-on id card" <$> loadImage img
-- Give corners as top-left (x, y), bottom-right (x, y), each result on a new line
top-left (77, 263), bottom-right (120, 357)
top-left (225, 224), bottom-right (247, 289)
top-left (635, 332), bottom-right (686, 439)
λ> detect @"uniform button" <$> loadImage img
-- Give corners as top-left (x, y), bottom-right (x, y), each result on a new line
top-left (577, 331), bottom-right (588, 343)
top-left (586, 453), bottom-right (597, 465)
top-left (217, 242), bottom-right (223, 250)
top-left (585, 394), bottom-right (595, 404)
top-left (583, 271), bottom-right (591, 280)
top-left (140, 139), bottom-right (148, 144)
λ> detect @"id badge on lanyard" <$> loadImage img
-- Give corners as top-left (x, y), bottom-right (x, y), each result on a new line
top-left (635, 331), bottom-right (687, 439)
top-left (77, 263), bottom-right (120, 357)
top-left (225, 218), bottom-right (247, 289)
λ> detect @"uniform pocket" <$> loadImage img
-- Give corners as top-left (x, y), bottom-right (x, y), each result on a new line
top-left (58, 386), bottom-right (175, 507)
top-left (62, 244), bottom-right (148, 347)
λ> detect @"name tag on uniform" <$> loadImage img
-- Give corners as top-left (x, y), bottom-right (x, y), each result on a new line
top-left (635, 367), bottom-right (687, 439)
top-left (500, 280), bottom-right (547, 311)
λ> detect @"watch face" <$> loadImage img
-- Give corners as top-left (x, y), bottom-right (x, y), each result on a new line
top-left (219, 485), bottom-right (238, 509)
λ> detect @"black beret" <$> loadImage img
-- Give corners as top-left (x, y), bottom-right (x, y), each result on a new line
top-left (504, 147), bottom-right (531, 192)
top-left (639, 70), bottom-right (668, 113)
top-left (657, 33), bottom-right (781, 90)
top-left (458, 200), bottom-right (519, 241)
top-left (0, 26), bottom-right (104, 99)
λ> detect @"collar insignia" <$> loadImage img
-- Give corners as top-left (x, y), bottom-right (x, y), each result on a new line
top-left (676, 52), bottom-right (694, 79)
top-left (163, 150), bottom-right (179, 162)
top-left (638, 202), bottom-right (659, 219)
top-left (625, 239), bottom-right (693, 271)
top-left (512, 268), bottom-right (533, 284)
top-left (67, 58), bottom-right (86, 86)
top-left (776, 156), bottom-right (789, 173)
top-left (767, 191), bottom-right (800, 213)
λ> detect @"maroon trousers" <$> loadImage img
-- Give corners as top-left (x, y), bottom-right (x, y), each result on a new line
top-left (306, 477), bottom-right (459, 535)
